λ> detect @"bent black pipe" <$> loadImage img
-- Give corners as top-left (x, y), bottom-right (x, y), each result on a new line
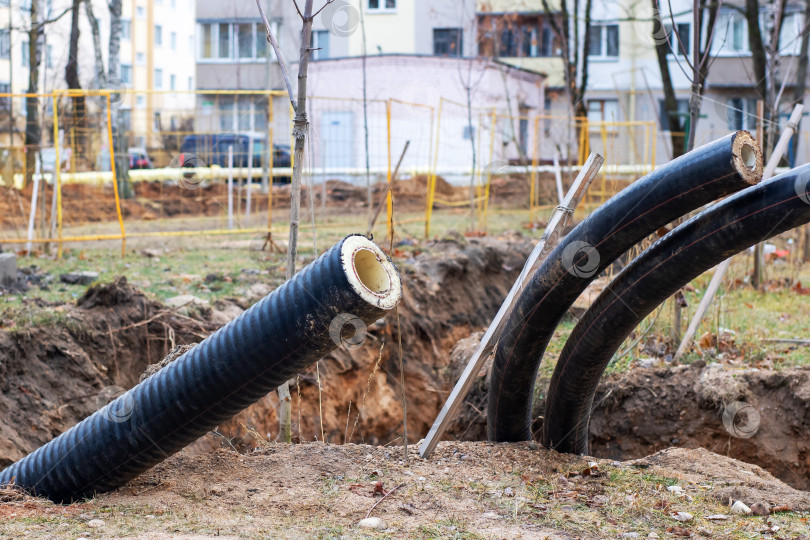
top-left (487, 132), bottom-right (762, 442)
top-left (0, 235), bottom-right (402, 502)
top-left (542, 164), bottom-right (810, 454)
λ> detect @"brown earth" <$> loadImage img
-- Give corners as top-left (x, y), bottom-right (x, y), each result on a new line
top-left (0, 277), bottom-right (215, 467)
top-left (1, 234), bottom-right (809, 510)
top-left (2, 442), bottom-right (810, 539)
top-left (0, 173), bottom-right (561, 231)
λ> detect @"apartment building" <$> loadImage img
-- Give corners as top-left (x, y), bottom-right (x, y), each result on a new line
top-left (477, 0), bottom-right (810, 165)
top-left (0, 0), bottom-right (195, 150)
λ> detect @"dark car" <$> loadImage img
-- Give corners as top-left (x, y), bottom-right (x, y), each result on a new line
top-left (128, 147), bottom-right (153, 169)
top-left (179, 133), bottom-right (291, 182)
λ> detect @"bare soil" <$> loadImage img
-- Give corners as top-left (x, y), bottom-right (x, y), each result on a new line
top-left (2, 236), bottom-right (810, 537)
top-left (2, 442), bottom-right (809, 539)
top-left (0, 173), bottom-right (552, 230)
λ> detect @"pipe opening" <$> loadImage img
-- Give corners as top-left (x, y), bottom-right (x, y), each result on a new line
top-left (732, 131), bottom-right (763, 184)
top-left (353, 248), bottom-right (391, 294)
top-left (341, 235), bottom-right (401, 310)
top-left (740, 142), bottom-right (757, 171)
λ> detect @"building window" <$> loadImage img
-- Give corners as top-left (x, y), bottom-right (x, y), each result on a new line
top-left (136, 5), bottom-right (145, 18)
top-left (216, 95), bottom-right (268, 132)
top-left (237, 23), bottom-right (253, 58)
top-left (171, 31), bottom-right (177, 50)
top-left (658, 98), bottom-right (689, 131)
top-left (218, 22), bottom-right (230, 58)
top-left (0, 83), bottom-right (9, 110)
top-left (588, 24), bottom-right (619, 58)
top-left (198, 21), bottom-right (270, 61)
top-left (136, 52), bottom-right (146, 65)
top-left (712, 11), bottom-right (747, 55)
top-left (170, 73), bottom-right (176, 90)
top-left (663, 22), bottom-right (690, 56)
top-left (155, 68), bottom-right (163, 89)
top-left (136, 95), bottom-right (146, 108)
top-left (499, 27), bottom-right (517, 56)
top-left (368, 0), bottom-right (395, 10)
top-left (0, 29), bottom-right (9, 59)
top-left (122, 19), bottom-right (131, 40)
top-left (155, 25), bottom-right (162, 46)
top-left (587, 99), bottom-right (619, 129)
top-left (433, 28), bottom-right (462, 57)
top-left (171, 0), bottom-right (176, 8)
top-left (725, 97), bottom-right (757, 131)
top-left (311, 29), bottom-right (330, 59)
top-left (779, 11), bottom-right (802, 55)
top-left (540, 24), bottom-right (555, 56)
top-left (121, 64), bottom-right (132, 85)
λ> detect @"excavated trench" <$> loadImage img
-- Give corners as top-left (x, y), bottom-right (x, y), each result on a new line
top-left (1, 236), bottom-right (809, 491)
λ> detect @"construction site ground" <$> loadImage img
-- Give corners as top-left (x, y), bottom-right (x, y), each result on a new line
top-left (1, 180), bottom-right (810, 538)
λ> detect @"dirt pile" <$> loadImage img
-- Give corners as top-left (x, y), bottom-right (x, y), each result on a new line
top-left (448, 331), bottom-right (810, 490)
top-left (589, 363), bottom-right (810, 491)
top-left (0, 277), bottom-right (212, 467)
top-left (4, 442), bottom-right (809, 538)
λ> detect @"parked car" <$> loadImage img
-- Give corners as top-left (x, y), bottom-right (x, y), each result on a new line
top-left (128, 147), bottom-right (154, 169)
top-left (178, 133), bottom-right (291, 182)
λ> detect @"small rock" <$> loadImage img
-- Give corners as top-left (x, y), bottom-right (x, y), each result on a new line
top-left (247, 283), bottom-right (272, 301)
top-left (731, 500), bottom-right (752, 515)
top-left (705, 514), bottom-right (728, 521)
top-left (60, 271), bottom-right (99, 285)
top-left (667, 485), bottom-right (685, 494)
top-left (165, 294), bottom-right (208, 308)
top-left (503, 487), bottom-right (515, 497)
top-left (358, 517), bottom-right (386, 530)
top-left (482, 512), bottom-right (499, 519)
top-left (141, 248), bottom-right (163, 258)
top-left (621, 533), bottom-right (640, 539)
top-left (697, 526), bottom-right (712, 536)
top-left (87, 519), bottom-right (105, 528)
top-left (750, 502), bottom-right (770, 516)
top-left (671, 511), bottom-right (693, 522)
top-left (647, 534), bottom-right (660, 539)
top-left (528, 441), bottom-right (539, 450)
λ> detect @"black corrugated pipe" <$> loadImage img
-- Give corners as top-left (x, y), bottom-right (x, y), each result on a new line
top-left (0, 235), bottom-right (402, 502)
top-left (542, 163), bottom-right (810, 454)
top-left (488, 132), bottom-right (763, 442)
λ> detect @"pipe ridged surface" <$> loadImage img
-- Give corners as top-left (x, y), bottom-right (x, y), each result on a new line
top-left (542, 164), bottom-right (810, 454)
top-left (0, 235), bottom-right (401, 502)
top-left (488, 132), bottom-right (762, 442)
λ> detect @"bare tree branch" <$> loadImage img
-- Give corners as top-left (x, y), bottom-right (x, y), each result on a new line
top-left (255, 0), bottom-right (297, 113)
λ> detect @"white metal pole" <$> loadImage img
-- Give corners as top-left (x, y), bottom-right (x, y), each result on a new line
top-left (246, 135), bottom-right (253, 219)
top-left (26, 162), bottom-right (41, 253)
top-left (228, 145), bottom-right (234, 230)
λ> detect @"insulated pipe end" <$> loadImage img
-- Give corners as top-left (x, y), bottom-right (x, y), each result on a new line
top-left (732, 131), bottom-right (763, 185)
top-left (341, 235), bottom-right (402, 311)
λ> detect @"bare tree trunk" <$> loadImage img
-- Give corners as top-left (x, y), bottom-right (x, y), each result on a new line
top-left (108, 0), bottom-right (122, 81)
top-left (107, 0), bottom-right (131, 198)
top-left (685, 0), bottom-right (720, 152)
top-left (65, 0), bottom-right (85, 162)
top-left (277, 0), bottom-right (316, 443)
top-left (85, 0), bottom-right (105, 82)
top-left (652, 0), bottom-right (686, 157)
top-left (24, 0), bottom-right (44, 189)
top-left (66, 0), bottom-right (82, 90)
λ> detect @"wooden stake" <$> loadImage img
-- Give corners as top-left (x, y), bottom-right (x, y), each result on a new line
top-left (419, 153), bottom-right (604, 459)
top-left (367, 140), bottom-right (409, 237)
